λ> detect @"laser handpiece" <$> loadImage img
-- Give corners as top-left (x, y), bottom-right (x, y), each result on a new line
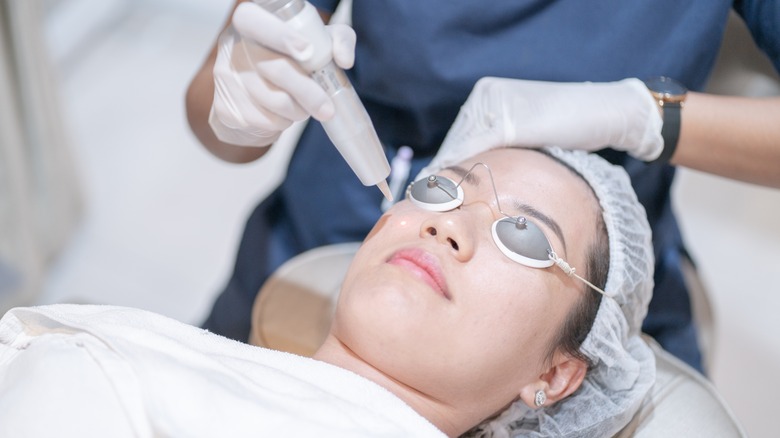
top-left (250, 0), bottom-right (392, 201)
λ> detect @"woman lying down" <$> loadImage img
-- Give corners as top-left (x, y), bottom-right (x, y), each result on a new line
top-left (0, 147), bottom-right (655, 437)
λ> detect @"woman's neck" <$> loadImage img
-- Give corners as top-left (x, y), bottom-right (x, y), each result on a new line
top-left (312, 335), bottom-right (468, 437)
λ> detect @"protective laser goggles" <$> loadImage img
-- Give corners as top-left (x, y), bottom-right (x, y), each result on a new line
top-left (406, 163), bottom-right (608, 296)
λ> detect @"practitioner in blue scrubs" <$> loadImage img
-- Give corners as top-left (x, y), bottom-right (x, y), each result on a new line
top-left (186, 0), bottom-right (780, 373)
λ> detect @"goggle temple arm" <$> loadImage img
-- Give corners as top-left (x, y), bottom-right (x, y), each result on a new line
top-left (548, 250), bottom-right (610, 297)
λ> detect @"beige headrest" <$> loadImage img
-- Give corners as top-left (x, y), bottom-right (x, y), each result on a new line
top-left (249, 242), bottom-right (360, 356)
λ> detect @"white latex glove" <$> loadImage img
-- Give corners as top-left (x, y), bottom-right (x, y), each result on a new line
top-left (421, 77), bottom-right (663, 176)
top-left (209, 2), bottom-right (356, 147)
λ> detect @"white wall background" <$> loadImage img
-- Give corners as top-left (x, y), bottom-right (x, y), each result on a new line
top-left (31, 1), bottom-right (780, 436)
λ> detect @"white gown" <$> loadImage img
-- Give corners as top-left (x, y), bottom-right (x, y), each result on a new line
top-left (0, 304), bottom-right (444, 438)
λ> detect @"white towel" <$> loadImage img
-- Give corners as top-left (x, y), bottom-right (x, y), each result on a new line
top-left (0, 304), bottom-right (444, 437)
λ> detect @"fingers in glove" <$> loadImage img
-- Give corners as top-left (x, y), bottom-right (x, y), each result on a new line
top-left (233, 2), bottom-right (313, 62)
top-left (229, 33), bottom-right (334, 122)
top-left (253, 55), bottom-right (335, 121)
top-left (327, 24), bottom-right (356, 69)
top-left (238, 70), bottom-right (309, 123)
top-left (213, 64), bottom-right (293, 134)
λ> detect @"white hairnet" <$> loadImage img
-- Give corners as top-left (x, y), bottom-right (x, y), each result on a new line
top-left (438, 147), bottom-right (657, 437)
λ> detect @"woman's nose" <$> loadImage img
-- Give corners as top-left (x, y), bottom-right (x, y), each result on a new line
top-left (419, 208), bottom-right (481, 261)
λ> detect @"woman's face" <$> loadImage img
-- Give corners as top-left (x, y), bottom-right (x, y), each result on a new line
top-left (331, 148), bottom-right (601, 407)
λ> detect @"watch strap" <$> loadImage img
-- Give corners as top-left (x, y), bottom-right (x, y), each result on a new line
top-left (651, 102), bottom-right (681, 163)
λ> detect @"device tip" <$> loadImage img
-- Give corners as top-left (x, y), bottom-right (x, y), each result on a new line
top-left (377, 180), bottom-right (393, 202)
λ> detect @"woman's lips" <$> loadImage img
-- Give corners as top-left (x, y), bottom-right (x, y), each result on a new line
top-left (387, 248), bottom-right (451, 299)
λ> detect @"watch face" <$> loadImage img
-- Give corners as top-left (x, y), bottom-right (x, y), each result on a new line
top-left (645, 76), bottom-right (688, 97)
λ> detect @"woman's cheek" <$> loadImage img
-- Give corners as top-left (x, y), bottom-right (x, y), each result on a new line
top-left (364, 213), bottom-right (391, 242)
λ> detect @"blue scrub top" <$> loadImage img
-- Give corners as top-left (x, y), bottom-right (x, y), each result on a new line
top-left (203, 0), bottom-right (780, 372)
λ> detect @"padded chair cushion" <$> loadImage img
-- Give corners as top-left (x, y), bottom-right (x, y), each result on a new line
top-left (615, 336), bottom-right (746, 437)
top-left (249, 243), bottom-right (358, 356)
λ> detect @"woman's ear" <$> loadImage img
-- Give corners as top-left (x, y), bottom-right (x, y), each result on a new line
top-left (518, 354), bottom-right (588, 408)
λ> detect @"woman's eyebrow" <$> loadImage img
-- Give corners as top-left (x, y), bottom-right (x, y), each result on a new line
top-left (446, 165), bottom-right (479, 185)
top-left (445, 165), bottom-right (568, 254)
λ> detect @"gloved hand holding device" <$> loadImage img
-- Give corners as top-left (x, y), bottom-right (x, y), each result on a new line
top-left (209, 1), bottom-right (357, 147)
top-left (422, 77), bottom-right (664, 175)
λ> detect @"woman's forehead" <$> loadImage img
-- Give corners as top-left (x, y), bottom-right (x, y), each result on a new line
top-left (459, 149), bottom-right (592, 199)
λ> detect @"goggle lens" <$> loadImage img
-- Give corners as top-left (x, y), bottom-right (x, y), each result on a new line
top-left (407, 175), bottom-right (464, 212)
top-left (492, 217), bottom-right (555, 268)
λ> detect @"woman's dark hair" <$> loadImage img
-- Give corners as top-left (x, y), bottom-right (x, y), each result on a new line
top-left (538, 150), bottom-right (609, 369)
top-left (547, 213), bottom-right (608, 368)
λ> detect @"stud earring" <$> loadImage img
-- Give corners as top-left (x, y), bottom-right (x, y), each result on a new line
top-left (534, 389), bottom-right (547, 407)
